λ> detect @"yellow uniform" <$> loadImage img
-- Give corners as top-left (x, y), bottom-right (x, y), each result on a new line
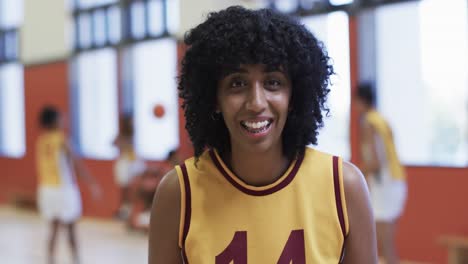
top-left (176, 147), bottom-right (349, 263)
top-left (36, 130), bottom-right (81, 223)
top-left (36, 131), bottom-right (74, 186)
top-left (365, 110), bottom-right (405, 181)
top-left (364, 110), bottom-right (407, 222)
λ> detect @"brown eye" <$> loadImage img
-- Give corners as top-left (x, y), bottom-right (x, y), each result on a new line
top-left (230, 79), bottom-right (247, 88)
top-left (265, 79), bottom-right (282, 89)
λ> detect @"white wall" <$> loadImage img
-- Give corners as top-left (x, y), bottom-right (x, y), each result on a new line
top-left (20, 0), bottom-right (72, 64)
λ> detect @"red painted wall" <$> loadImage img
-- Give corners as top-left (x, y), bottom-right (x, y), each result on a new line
top-left (397, 167), bottom-right (468, 264)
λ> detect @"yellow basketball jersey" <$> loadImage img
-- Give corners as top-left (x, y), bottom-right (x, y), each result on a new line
top-left (365, 110), bottom-right (406, 181)
top-left (176, 147), bottom-right (349, 263)
top-left (36, 131), bottom-right (67, 187)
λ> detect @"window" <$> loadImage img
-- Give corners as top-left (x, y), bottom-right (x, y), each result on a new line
top-left (375, 0), bottom-right (467, 166)
top-left (302, 11), bottom-right (351, 159)
top-left (72, 48), bottom-right (118, 159)
top-left (73, 0), bottom-right (121, 51)
top-left (0, 63), bottom-right (25, 157)
top-left (273, 0), bottom-right (299, 13)
top-left (127, 39), bottom-right (179, 160)
top-left (123, 0), bottom-right (179, 42)
top-left (71, 0), bottom-right (179, 160)
top-left (120, 0), bottom-right (180, 160)
top-left (74, 0), bottom-right (118, 9)
top-left (71, 0), bottom-right (120, 159)
top-left (270, 0), bottom-right (355, 14)
top-left (329, 0), bottom-right (353, 5)
top-left (0, 0), bottom-right (25, 158)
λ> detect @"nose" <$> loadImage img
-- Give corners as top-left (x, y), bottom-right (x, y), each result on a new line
top-left (245, 81), bottom-right (267, 113)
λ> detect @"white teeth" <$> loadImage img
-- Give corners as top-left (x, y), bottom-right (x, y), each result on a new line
top-left (243, 120), bottom-right (270, 129)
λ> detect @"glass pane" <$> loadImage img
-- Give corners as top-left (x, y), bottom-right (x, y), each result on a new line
top-left (131, 39), bottom-right (179, 159)
top-left (0, 0), bottom-right (23, 28)
top-left (274, 0), bottom-right (299, 13)
top-left (131, 1), bottom-right (146, 39)
top-left (0, 34), bottom-right (4, 61)
top-left (74, 48), bottom-right (118, 159)
top-left (302, 11), bottom-right (351, 159)
top-left (4, 31), bottom-right (17, 60)
top-left (148, 0), bottom-right (164, 36)
top-left (420, 0), bottom-right (467, 166)
top-left (93, 9), bottom-right (107, 46)
top-left (375, 0), bottom-right (468, 166)
top-left (300, 0), bottom-right (326, 10)
top-left (166, 0), bottom-right (179, 35)
top-left (0, 63), bottom-right (25, 157)
top-left (78, 13), bottom-right (92, 49)
top-left (107, 5), bottom-right (121, 44)
top-left (329, 0), bottom-right (353, 5)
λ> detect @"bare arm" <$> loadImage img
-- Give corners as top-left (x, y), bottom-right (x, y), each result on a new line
top-left (149, 169), bottom-right (183, 264)
top-left (342, 161), bottom-right (378, 264)
top-left (360, 121), bottom-right (381, 179)
top-left (63, 140), bottom-right (96, 185)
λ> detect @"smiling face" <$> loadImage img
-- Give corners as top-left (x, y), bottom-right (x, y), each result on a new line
top-left (216, 64), bottom-right (292, 154)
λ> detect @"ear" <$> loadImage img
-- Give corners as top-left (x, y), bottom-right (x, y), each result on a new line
top-left (215, 102), bottom-right (221, 113)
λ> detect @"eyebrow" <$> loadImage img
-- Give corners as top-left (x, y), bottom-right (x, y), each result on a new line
top-left (220, 66), bottom-right (247, 78)
top-left (221, 65), bottom-right (286, 77)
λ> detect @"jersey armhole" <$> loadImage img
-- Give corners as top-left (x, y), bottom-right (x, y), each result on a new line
top-left (338, 157), bottom-right (350, 236)
top-left (333, 156), bottom-right (349, 238)
top-left (176, 163), bottom-right (191, 250)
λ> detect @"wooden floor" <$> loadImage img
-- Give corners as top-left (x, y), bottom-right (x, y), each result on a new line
top-left (0, 206), bottom-right (147, 264)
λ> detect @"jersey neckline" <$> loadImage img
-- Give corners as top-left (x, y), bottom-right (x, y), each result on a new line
top-left (208, 149), bottom-right (304, 196)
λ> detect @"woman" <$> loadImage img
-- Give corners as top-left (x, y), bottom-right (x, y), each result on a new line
top-left (356, 83), bottom-right (407, 264)
top-left (149, 6), bottom-right (377, 263)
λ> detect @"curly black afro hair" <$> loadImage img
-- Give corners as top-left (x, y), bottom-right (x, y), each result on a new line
top-left (39, 105), bottom-right (60, 129)
top-left (178, 6), bottom-right (333, 160)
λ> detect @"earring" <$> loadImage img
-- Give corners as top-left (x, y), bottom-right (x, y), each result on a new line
top-left (211, 111), bottom-right (221, 121)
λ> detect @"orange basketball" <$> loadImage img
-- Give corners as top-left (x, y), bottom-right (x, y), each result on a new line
top-left (153, 104), bottom-right (165, 118)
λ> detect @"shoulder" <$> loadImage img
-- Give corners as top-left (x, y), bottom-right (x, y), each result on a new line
top-left (342, 161), bottom-right (369, 201)
top-left (341, 160), bottom-right (374, 232)
top-left (154, 169), bottom-right (181, 205)
top-left (149, 168), bottom-right (184, 263)
top-left (150, 168), bottom-right (181, 244)
top-left (342, 161), bottom-right (364, 180)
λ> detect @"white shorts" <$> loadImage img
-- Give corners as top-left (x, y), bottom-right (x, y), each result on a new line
top-left (114, 158), bottom-right (146, 187)
top-left (38, 185), bottom-right (82, 223)
top-left (369, 173), bottom-right (407, 222)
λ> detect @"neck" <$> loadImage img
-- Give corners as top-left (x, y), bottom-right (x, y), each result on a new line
top-left (223, 143), bottom-right (291, 187)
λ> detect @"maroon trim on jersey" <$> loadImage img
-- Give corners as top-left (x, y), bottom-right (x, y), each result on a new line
top-left (333, 156), bottom-right (347, 263)
top-left (182, 248), bottom-right (189, 264)
top-left (180, 163), bottom-right (191, 259)
top-left (333, 156), bottom-right (346, 238)
top-left (209, 149), bottom-right (304, 196)
top-left (338, 241), bottom-right (346, 264)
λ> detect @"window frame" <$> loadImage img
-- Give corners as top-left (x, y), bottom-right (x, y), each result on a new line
top-left (0, 0), bottom-right (24, 158)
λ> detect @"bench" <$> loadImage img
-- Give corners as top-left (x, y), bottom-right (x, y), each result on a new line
top-left (439, 236), bottom-right (468, 264)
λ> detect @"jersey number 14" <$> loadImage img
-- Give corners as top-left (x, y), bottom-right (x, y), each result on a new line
top-left (216, 229), bottom-right (305, 264)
